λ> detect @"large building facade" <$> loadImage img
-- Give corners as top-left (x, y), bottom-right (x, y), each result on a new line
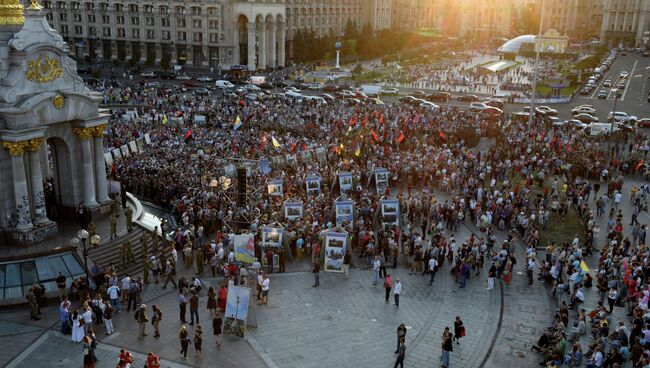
top-left (39, 0), bottom-right (393, 71)
top-left (600, 0), bottom-right (650, 48)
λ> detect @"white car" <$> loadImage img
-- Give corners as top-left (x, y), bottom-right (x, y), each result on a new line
top-left (608, 111), bottom-right (637, 123)
top-left (537, 106), bottom-right (558, 116)
top-left (307, 83), bottom-right (323, 90)
top-left (572, 106), bottom-right (596, 115)
top-left (620, 71), bottom-right (629, 78)
top-left (244, 84), bottom-right (261, 92)
top-left (140, 71), bottom-right (155, 78)
top-left (305, 95), bottom-right (327, 104)
top-left (469, 102), bottom-right (488, 112)
top-left (244, 93), bottom-right (258, 101)
top-left (420, 101), bottom-right (439, 112)
top-left (196, 76), bottom-right (213, 82)
top-left (564, 119), bottom-right (588, 129)
top-left (381, 87), bottom-right (399, 95)
top-left (284, 87), bottom-right (300, 93)
top-left (603, 79), bottom-right (612, 87)
top-left (176, 75), bottom-right (191, 81)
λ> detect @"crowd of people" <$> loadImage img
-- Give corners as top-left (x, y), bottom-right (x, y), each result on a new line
top-left (50, 59), bottom-right (650, 367)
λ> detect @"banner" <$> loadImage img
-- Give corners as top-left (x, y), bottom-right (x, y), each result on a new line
top-left (261, 227), bottom-right (283, 248)
top-left (375, 168), bottom-right (389, 194)
top-left (223, 286), bottom-right (251, 338)
top-left (284, 201), bottom-right (303, 221)
top-left (234, 234), bottom-right (256, 264)
top-left (259, 158), bottom-right (271, 174)
top-left (380, 198), bottom-right (399, 227)
top-left (325, 231), bottom-right (348, 273)
top-left (339, 172), bottom-right (353, 193)
top-left (335, 200), bottom-right (354, 227)
top-left (305, 176), bottom-right (321, 195)
top-left (267, 179), bottom-right (284, 196)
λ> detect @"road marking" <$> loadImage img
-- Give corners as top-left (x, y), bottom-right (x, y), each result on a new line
top-left (5, 331), bottom-right (50, 368)
top-left (621, 60), bottom-right (638, 101)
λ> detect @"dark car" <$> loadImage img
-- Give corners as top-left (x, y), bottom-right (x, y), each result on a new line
top-left (399, 95), bottom-right (416, 103)
top-left (457, 94), bottom-right (478, 102)
top-left (323, 84), bottom-right (340, 93)
top-left (427, 92), bottom-right (452, 102)
top-left (182, 80), bottom-right (198, 88)
top-left (157, 71), bottom-right (177, 80)
top-left (259, 82), bottom-right (274, 90)
top-left (409, 90), bottom-right (427, 98)
top-left (273, 80), bottom-right (289, 88)
top-left (293, 82), bottom-right (308, 90)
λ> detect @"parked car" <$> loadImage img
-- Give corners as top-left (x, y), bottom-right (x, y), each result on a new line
top-left (547, 116), bottom-right (562, 125)
top-left (409, 90), bottom-right (427, 98)
top-left (244, 93), bottom-right (258, 101)
top-left (620, 71), bottom-right (629, 78)
top-left (323, 84), bottom-right (340, 93)
top-left (194, 88), bottom-right (212, 96)
top-left (597, 90), bottom-right (608, 99)
top-left (305, 95), bottom-right (327, 104)
top-left (469, 102), bottom-right (488, 112)
top-left (140, 71), bottom-right (156, 78)
top-left (603, 79), bottom-right (612, 87)
top-left (427, 91), bottom-right (452, 102)
top-left (273, 80), bottom-right (290, 88)
top-left (196, 76), bottom-right (213, 82)
top-left (481, 106), bottom-right (504, 118)
top-left (637, 118), bottom-right (650, 128)
top-left (537, 106), bottom-right (558, 116)
top-left (182, 80), bottom-right (198, 88)
top-left (572, 106), bottom-right (596, 115)
top-left (484, 99), bottom-right (504, 109)
top-left (399, 95), bottom-right (416, 104)
top-left (307, 83), bottom-right (324, 90)
top-left (381, 87), bottom-right (399, 96)
top-left (564, 119), bottom-right (588, 129)
top-left (258, 82), bottom-right (274, 90)
top-left (176, 75), bottom-right (191, 81)
top-left (457, 94), bottom-right (479, 102)
top-left (322, 93), bottom-right (336, 102)
top-left (608, 111), bottom-right (637, 123)
top-left (419, 101), bottom-right (439, 111)
top-left (574, 113), bottom-right (599, 123)
top-left (244, 84), bottom-right (261, 92)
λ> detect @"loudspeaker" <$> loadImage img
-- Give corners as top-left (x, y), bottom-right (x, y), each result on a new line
top-left (236, 168), bottom-right (247, 206)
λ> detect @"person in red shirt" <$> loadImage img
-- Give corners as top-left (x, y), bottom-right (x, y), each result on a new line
top-left (217, 283), bottom-right (228, 311)
top-left (118, 349), bottom-right (134, 367)
top-left (146, 352), bottom-right (161, 368)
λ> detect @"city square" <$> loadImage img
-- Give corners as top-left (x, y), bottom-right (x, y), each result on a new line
top-left (0, 0), bottom-right (649, 368)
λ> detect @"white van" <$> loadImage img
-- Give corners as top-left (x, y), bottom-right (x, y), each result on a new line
top-left (246, 76), bottom-right (267, 85)
top-left (215, 80), bottom-right (235, 89)
top-left (360, 85), bottom-right (382, 97)
top-left (285, 90), bottom-right (304, 101)
top-left (582, 122), bottom-right (629, 136)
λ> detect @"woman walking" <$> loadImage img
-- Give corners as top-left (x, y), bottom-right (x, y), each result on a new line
top-left (82, 335), bottom-right (95, 368)
top-left (453, 316), bottom-right (465, 345)
top-left (213, 312), bottom-right (223, 348)
top-left (194, 325), bottom-right (203, 358)
top-left (179, 325), bottom-right (190, 360)
top-left (207, 287), bottom-right (217, 317)
top-left (384, 274), bottom-right (393, 303)
top-left (151, 305), bottom-right (163, 338)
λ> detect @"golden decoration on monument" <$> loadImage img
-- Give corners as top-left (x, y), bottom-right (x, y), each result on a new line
top-left (26, 137), bottom-right (44, 152)
top-left (52, 94), bottom-right (64, 109)
top-left (27, 0), bottom-right (43, 10)
top-left (72, 127), bottom-right (94, 139)
top-left (0, 0), bottom-right (25, 26)
top-left (26, 55), bottom-right (64, 83)
top-left (2, 140), bottom-right (29, 156)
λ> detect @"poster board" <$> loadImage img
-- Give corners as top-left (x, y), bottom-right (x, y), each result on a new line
top-left (224, 164), bottom-right (236, 177)
top-left (381, 198), bottom-right (400, 228)
top-left (286, 154), bottom-right (297, 165)
top-left (128, 140), bottom-right (138, 154)
top-left (339, 172), bottom-right (353, 193)
top-left (144, 133), bottom-right (152, 145)
top-left (120, 144), bottom-right (130, 157)
top-left (104, 152), bottom-right (113, 167)
top-left (223, 286), bottom-right (251, 338)
top-left (234, 234), bottom-right (256, 264)
top-left (284, 201), bottom-right (303, 221)
top-left (259, 158), bottom-right (271, 175)
top-left (315, 147), bottom-right (326, 162)
top-left (335, 200), bottom-right (354, 227)
top-left (112, 148), bottom-right (122, 161)
top-left (136, 137), bottom-right (145, 152)
top-left (324, 231), bottom-right (347, 273)
top-left (261, 227), bottom-right (283, 248)
top-left (267, 179), bottom-right (284, 196)
top-left (305, 176), bottom-right (321, 195)
top-left (375, 168), bottom-right (389, 194)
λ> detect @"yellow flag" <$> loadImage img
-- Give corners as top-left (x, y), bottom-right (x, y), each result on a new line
top-left (162, 114), bottom-right (168, 125)
top-left (272, 136), bottom-right (280, 148)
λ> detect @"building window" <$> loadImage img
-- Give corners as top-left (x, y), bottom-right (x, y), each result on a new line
top-left (162, 30), bottom-right (170, 40)
top-left (192, 19), bottom-right (202, 28)
top-left (60, 25), bottom-right (68, 34)
top-left (56, 1), bottom-right (65, 9)
top-left (74, 25), bottom-right (82, 35)
top-left (159, 6), bottom-right (168, 15)
top-left (116, 16), bottom-right (124, 25)
top-left (146, 18), bottom-right (154, 26)
top-left (128, 4), bottom-right (138, 13)
top-left (114, 4), bottom-right (122, 12)
top-left (191, 7), bottom-right (201, 15)
top-left (87, 14), bottom-right (95, 23)
top-left (193, 33), bottom-right (202, 42)
top-left (161, 18), bottom-right (170, 27)
top-left (177, 18), bottom-right (186, 28)
top-left (103, 27), bottom-right (110, 37)
top-left (46, 13), bottom-right (53, 21)
top-left (144, 5), bottom-right (153, 14)
top-left (43, 1), bottom-right (51, 9)
top-left (73, 13), bottom-right (81, 22)
top-left (71, 2), bottom-right (79, 10)
top-left (177, 32), bottom-right (186, 41)
top-left (147, 29), bottom-right (155, 39)
top-left (175, 6), bottom-right (185, 15)
top-left (102, 15), bottom-right (110, 23)
top-left (131, 17), bottom-right (139, 26)
top-left (59, 13), bottom-right (67, 21)
top-left (209, 33), bottom-right (218, 43)
top-left (132, 29), bottom-right (140, 39)
top-left (117, 28), bottom-right (125, 37)
top-left (209, 20), bottom-right (218, 29)
top-left (99, 3), bottom-right (108, 11)
top-left (88, 26), bottom-right (96, 36)
top-left (208, 7), bottom-right (218, 16)
top-left (85, 2), bottom-right (93, 11)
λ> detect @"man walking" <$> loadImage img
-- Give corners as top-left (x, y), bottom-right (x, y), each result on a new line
top-left (135, 304), bottom-right (148, 339)
top-left (189, 291), bottom-right (199, 325)
top-left (372, 256), bottom-right (381, 286)
top-left (393, 277), bottom-right (402, 308)
top-left (428, 256), bottom-right (438, 285)
top-left (527, 257), bottom-right (536, 285)
top-left (312, 260), bottom-right (320, 287)
top-left (441, 327), bottom-right (453, 367)
top-left (384, 274), bottom-right (393, 303)
top-left (103, 300), bottom-right (114, 335)
top-left (163, 261), bottom-right (177, 289)
top-left (178, 289), bottom-right (188, 323)
top-left (394, 338), bottom-right (406, 368)
top-left (487, 262), bottom-right (496, 290)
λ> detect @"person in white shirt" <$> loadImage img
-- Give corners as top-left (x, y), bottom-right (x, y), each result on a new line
top-left (107, 284), bottom-right (120, 312)
top-left (614, 191), bottom-right (622, 209)
top-left (428, 258), bottom-right (438, 285)
top-left (260, 275), bottom-right (270, 305)
top-left (393, 277), bottom-right (402, 308)
top-left (121, 275), bottom-right (131, 303)
top-left (82, 306), bottom-right (93, 333)
top-left (228, 250), bottom-right (235, 263)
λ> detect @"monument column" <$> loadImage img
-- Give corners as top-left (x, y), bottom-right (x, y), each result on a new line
top-left (73, 127), bottom-right (98, 206)
top-left (2, 141), bottom-right (33, 230)
top-left (26, 138), bottom-right (49, 225)
top-left (258, 21), bottom-right (267, 69)
top-left (92, 125), bottom-right (109, 203)
top-left (247, 22), bottom-right (256, 71)
top-left (268, 21), bottom-right (276, 68)
top-left (233, 22), bottom-right (240, 65)
top-left (278, 21), bottom-right (285, 67)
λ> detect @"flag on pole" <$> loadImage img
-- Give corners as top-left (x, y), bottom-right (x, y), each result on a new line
top-left (162, 114), bottom-right (168, 125)
top-left (371, 129), bottom-right (380, 143)
top-left (397, 132), bottom-right (405, 143)
top-left (233, 115), bottom-right (243, 131)
top-left (636, 160), bottom-right (645, 171)
top-left (379, 114), bottom-right (384, 124)
top-left (271, 136), bottom-right (280, 148)
top-left (184, 130), bottom-right (192, 142)
top-left (354, 138), bottom-right (362, 157)
top-left (439, 131), bottom-right (445, 141)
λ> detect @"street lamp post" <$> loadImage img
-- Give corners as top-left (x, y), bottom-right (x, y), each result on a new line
top-left (528, 0), bottom-right (546, 127)
top-left (610, 93), bottom-right (620, 135)
top-left (72, 229), bottom-right (90, 289)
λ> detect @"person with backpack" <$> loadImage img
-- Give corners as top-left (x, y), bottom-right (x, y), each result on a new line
top-left (135, 304), bottom-right (149, 339)
top-left (151, 305), bottom-right (163, 337)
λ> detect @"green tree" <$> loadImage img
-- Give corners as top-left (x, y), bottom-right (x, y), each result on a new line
top-left (344, 19), bottom-right (358, 39)
top-left (518, 2), bottom-right (541, 34)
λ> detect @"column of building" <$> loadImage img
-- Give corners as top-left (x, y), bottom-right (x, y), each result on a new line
top-left (2, 141), bottom-right (33, 230)
top-left (26, 138), bottom-right (49, 225)
top-left (73, 127), bottom-right (98, 207)
top-left (247, 22), bottom-right (256, 71)
top-left (268, 20), bottom-right (276, 68)
top-left (258, 21), bottom-right (267, 69)
top-left (92, 125), bottom-right (109, 203)
top-left (278, 20), bottom-right (285, 67)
